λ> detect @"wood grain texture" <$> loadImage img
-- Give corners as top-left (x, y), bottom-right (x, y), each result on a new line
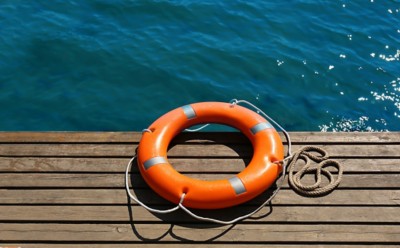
top-left (1, 143), bottom-right (400, 157)
top-left (1, 223), bottom-right (399, 243)
top-left (1, 245), bottom-right (394, 248)
top-left (0, 173), bottom-right (398, 188)
top-left (0, 132), bottom-right (399, 246)
top-left (1, 205), bottom-right (399, 223)
top-left (1, 131), bottom-right (400, 143)
top-left (1, 157), bottom-right (399, 172)
top-left (2, 189), bottom-right (399, 205)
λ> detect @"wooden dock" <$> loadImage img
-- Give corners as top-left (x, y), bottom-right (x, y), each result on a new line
top-left (0, 131), bottom-right (399, 247)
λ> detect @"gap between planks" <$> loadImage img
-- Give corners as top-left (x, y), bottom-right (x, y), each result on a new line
top-left (1, 132), bottom-right (400, 143)
top-left (1, 189), bottom-right (399, 206)
top-left (1, 223), bottom-right (399, 243)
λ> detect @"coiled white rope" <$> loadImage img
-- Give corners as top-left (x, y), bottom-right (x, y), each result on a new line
top-left (125, 99), bottom-right (342, 224)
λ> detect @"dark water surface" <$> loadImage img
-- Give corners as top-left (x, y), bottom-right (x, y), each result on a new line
top-left (0, 1), bottom-right (399, 131)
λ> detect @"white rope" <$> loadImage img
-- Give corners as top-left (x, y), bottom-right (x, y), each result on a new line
top-left (185, 124), bottom-right (210, 132)
top-left (127, 99), bottom-right (342, 224)
top-left (173, 99), bottom-right (293, 224)
top-left (125, 99), bottom-right (293, 224)
top-left (125, 156), bottom-right (183, 214)
top-left (229, 99), bottom-right (342, 197)
top-left (178, 169), bottom-right (287, 225)
top-left (230, 98), bottom-right (293, 157)
top-left (125, 152), bottom-right (287, 224)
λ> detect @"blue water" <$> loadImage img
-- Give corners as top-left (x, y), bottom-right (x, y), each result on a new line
top-left (0, 1), bottom-right (399, 131)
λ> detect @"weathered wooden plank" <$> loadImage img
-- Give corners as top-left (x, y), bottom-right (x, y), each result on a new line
top-left (1, 223), bottom-right (399, 242)
top-left (0, 156), bottom-right (330, 173)
top-left (0, 132), bottom-right (142, 143)
top-left (0, 173), bottom-right (398, 189)
top-left (0, 157), bottom-right (248, 173)
top-left (0, 157), bottom-right (133, 172)
top-left (0, 132), bottom-right (231, 143)
top-left (0, 157), bottom-right (400, 173)
top-left (281, 132), bottom-right (400, 143)
top-left (1, 189), bottom-right (399, 206)
top-left (1, 157), bottom-right (398, 173)
top-left (0, 205), bottom-right (399, 223)
top-left (1, 143), bottom-right (399, 157)
top-left (3, 245), bottom-right (393, 248)
top-left (1, 131), bottom-right (399, 143)
top-left (0, 144), bottom-right (138, 157)
top-left (0, 132), bottom-right (398, 247)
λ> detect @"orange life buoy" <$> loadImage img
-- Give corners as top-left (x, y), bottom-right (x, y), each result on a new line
top-left (137, 102), bottom-right (284, 209)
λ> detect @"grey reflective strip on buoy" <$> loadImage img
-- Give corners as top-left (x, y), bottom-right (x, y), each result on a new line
top-left (182, 105), bottom-right (196, 119)
top-left (250, 122), bottom-right (274, 135)
top-left (228, 177), bottom-right (246, 195)
top-left (143, 156), bottom-right (167, 170)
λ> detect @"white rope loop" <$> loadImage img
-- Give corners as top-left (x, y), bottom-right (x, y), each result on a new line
top-left (185, 124), bottom-right (210, 132)
top-left (125, 156), bottom-right (181, 214)
top-left (126, 99), bottom-right (342, 224)
top-left (125, 154), bottom-right (286, 225)
top-left (126, 99), bottom-right (292, 224)
top-left (230, 99), bottom-right (293, 157)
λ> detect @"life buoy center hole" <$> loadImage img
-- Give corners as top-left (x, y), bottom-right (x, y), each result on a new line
top-left (167, 124), bottom-right (253, 181)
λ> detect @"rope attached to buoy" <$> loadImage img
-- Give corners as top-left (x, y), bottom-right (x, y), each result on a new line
top-left (125, 99), bottom-right (343, 224)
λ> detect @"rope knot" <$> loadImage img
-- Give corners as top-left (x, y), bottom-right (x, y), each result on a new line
top-left (287, 146), bottom-right (343, 197)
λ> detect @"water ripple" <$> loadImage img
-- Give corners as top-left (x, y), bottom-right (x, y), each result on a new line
top-left (0, 0), bottom-right (399, 131)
